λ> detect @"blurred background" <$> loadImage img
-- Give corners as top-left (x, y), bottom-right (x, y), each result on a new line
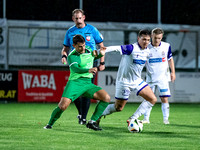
top-left (0, 0), bottom-right (200, 103)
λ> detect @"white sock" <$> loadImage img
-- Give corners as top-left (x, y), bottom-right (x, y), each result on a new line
top-left (143, 107), bottom-right (152, 121)
top-left (130, 100), bottom-right (153, 120)
top-left (102, 104), bottom-right (116, 116)
top-left (162, 103), bottom-right (169, 120)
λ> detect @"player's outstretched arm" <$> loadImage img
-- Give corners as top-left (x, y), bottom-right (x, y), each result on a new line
top-left (105, 46), bottom-right (122, 53)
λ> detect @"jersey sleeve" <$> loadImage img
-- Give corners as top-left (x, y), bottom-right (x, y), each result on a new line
top-left (105, 46), bottom-right (122, 54)
top-left (92, 27), bottom-right (103, 44)
top-left (167, 45), bottom-right (173, 60)
top-left (105, 44), bottom-right (134, 55)
top-left (63, 30), bottom-right (70, 47)
top-left (68, 55), bottom-right (89, 73)
top-left (70, 63), bottom-right (89, 73)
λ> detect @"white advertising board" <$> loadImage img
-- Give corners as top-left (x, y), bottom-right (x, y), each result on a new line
top-left (98, 71), bottom-right (200, 103)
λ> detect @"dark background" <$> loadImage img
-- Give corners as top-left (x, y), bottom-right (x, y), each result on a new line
top-left (0, 0), bottom-right (200, 25)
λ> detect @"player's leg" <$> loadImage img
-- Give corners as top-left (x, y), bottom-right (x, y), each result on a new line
top-left (74, 96), bottom-right (90, 125)
top-left (73, 97), bottom-right (83, 121)
top-left (44, 79), bottom-right (85, 129)
top-left (102, 99), bottom-right (127, 116)
top-left (143, 84), bottom-right (156, 123)
top-left (96, 84), bottom-right (130, 126)
top-left (44, 97), bottom-right (71, 129)
top-left (159, 81), bottom-right (171, 124)
top-left (86, 87), bottom-right (110, 131)
top-left (80, 96), bottom-right (90, 124)
top-left (161, 97), bottom-right (170, 124)
top-left (102, 83), bottom-right (130, 116)
top-left (129, 85), bottom-right (157, 120)
top-left (90, 89), bottom-right (110, 121)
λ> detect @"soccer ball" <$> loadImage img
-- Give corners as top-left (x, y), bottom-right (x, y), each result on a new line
top-left (127, 119), bottom-right (143, 133)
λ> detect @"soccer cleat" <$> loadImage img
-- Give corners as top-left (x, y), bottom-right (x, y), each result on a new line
top-left (163, 119), bottom-right (170, 124)
top-left (79, 119), bottom-right (87, 125)
top-left (77, 115), bottom-right (87, 125)
top-left (43, 124), bottom-right (52, 129)
top-left (141, 119), bottom-right (150, 124)
top-left (86, 121), bottom-right (102, 131)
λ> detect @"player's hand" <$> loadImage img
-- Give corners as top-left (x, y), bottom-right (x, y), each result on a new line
top-left (93, 50), bottom-right (98, 57)
top-left (89, 67), bottom-right (98, 75)
top-left (171, 73), bottom-right (176, 82)
top-left (100, 47), bottom-right (107, 56)
top-left (97, 64), bottom-right (105, 71)
top-left (61, 57), bottom-right (67, 65)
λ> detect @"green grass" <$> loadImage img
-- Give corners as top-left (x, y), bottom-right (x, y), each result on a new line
top-left (0, 103), bottom-right (200, 150)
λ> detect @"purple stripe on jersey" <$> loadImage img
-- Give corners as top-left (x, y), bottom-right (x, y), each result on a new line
top-left (168, 46), bottom-right (172, 59)
top-left (121, 44), bottom-right (133, 55)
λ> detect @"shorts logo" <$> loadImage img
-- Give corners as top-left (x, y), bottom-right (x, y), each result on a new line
top-left (122, 89), bottom-right (130, 96)
top-left (86, 36), bottom-right (91, 41)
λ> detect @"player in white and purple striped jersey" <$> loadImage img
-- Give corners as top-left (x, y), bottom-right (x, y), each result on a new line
top-left (143, 28), bottom-right (176, 124)
top-left (97, 29), bottom-right (157, 125)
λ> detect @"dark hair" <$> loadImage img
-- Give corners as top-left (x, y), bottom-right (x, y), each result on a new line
top-left (152, 28), bottom-right (164, 35)
top-left (73, 34), bottom-right (85, 44)
top-left (72, 9), bottom-right (84, 16)
top-left (138, 29), bottom-right (151, 37)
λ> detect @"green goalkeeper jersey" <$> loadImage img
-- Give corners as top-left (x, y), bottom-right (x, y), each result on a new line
top-left (68, 46), bottom-right (99, 80)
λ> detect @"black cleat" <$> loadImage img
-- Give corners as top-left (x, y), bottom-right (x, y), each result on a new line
top-left (43, 124), bottom-right (52, 129)
top-left (86, 121), bottom-right (102, 131)
top-left (77, 115), bottom-right (87, 125)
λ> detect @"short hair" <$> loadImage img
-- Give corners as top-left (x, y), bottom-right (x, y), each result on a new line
top-left (138, 29), bottom-right (151, 37)
top-left (73, 34), bottom-right (85, 44)
top-left (152, 28), bottom-right (164, 35)
top-left (72, 9), bottom-right (84, 16)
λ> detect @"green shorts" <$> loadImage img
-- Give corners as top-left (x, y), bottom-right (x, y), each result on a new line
top-left (62, 78), bottom-right (102, 102)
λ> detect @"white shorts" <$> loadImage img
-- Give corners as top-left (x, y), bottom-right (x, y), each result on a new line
top-left (115, 78), bottom-right (148, 100)
top-left (148, 81), bottom-right (171, 97)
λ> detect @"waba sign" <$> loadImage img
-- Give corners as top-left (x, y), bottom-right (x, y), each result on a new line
top-left (18, 70), bottom-right (69, 102)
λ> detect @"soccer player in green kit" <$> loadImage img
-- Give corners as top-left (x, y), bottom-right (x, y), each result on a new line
top-left (44, 35), bottom-right (110, 131)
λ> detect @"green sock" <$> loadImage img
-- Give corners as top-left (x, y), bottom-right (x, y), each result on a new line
top-left (91, 101), bottom-right (109, 121)
top-left (48, 106), bottom-right (64, 126)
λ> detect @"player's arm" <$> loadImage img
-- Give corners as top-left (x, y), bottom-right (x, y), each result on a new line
top-left (68, 56), bottom-right (97, 75)
top-left (70, 64), bottom-right (97, 75)
top-left (61, 46), bottom-right (69, 64)
top-left (168, 58), bottom-right (176, 82)
top-left (105, 46), bottom-right (124, 54)
top-left (97, 42), bottom-right (106, 71)
top-left (93, 47), bottom-right (106, 60)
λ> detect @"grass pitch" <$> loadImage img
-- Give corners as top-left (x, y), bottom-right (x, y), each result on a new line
top-left (0, 103), bottom-right (200, 150)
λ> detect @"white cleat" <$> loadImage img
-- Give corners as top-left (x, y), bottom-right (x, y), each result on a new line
top-left (163, 120), bottom-right (170, 124)
top-left (141, 119), bottom-right (150, 124)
